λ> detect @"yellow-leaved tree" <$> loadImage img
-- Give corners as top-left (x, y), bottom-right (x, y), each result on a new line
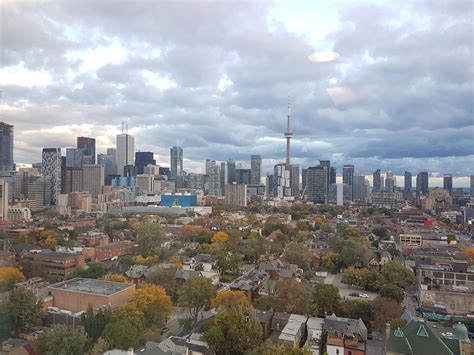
top-left (0, 267), bottom-right (25, 291)
top-left (131, 284), bottom-right (172, 328)
top-left (103, 274), bottom-right (131, 283)
top-left (211, 231), bottom-right (230, 244)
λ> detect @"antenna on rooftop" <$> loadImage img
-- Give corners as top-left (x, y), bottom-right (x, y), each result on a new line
top-left (121, 120), bottom-right (125, 134)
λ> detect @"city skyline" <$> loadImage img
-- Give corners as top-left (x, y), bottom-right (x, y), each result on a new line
top-left (1, 1), bottom-right (473, 181)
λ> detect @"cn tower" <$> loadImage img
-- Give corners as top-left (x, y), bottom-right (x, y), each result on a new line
top-left (284, 100), bottom-right (293, 165)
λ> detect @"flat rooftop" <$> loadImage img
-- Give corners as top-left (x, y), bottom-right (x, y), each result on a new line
top-left (49, 277), bottom-right (134, 295)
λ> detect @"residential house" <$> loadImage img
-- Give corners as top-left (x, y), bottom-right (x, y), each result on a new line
top-left (323, 314), bottom-right (368, 355)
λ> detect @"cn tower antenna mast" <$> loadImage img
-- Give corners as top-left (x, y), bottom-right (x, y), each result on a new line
top-left (284, 96), bottom-right (293, 165)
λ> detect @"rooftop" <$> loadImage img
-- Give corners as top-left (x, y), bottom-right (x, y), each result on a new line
top-left (49, 278), bottom-right (134, 295)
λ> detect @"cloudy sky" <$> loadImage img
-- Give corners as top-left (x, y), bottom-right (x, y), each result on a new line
top-left (1, 0), bottom-right (473, 185)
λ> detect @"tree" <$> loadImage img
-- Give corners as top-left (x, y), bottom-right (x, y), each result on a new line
top-left (131, 284), bottom-right (173, 328)
top-left (0, 267), bottom-right (25, 291)
top-left (341, 267), bottom-right (384, 292)
top-left (248, 341), bottom-right (312, 355)
top-left (382, 261), bottom-right (415, 289)
top-left (81, 304), bottom-right (112, 342)
top-left (371, 227), bottom-right (388, 239)
top-left (337, 300), bottom-right (373, 332)
top-left (103, 274), bottom-right (131, 283)
top-left (240, 235), bottom-right (269, 263)
top-left (320, 223), bottom-right (333, 234)
top-left (8, 288), bottom-right (43, 335)
top-left (253, 295), bottom-right (286, 312)
top-left (372, 297), bottom-right (402, 331)
top-left (204, 308), bottom-right (262, 354)
top-left (216, 251), bottom-right (243, 275)
top-left (212, 290), bottom-right (250, 311)
top-left (136, 222), bottom-right (164, 257)
top-left (146, 268), bottom-right (176, 296)
top-left (89, 337), bottom-right (110, 355)
top-left (102, 319), bottom-right (143, 350)
top-left (343, 226), bottom-right (360, 238)
top-left (327, 237), bottom-right (371, 271)
top-left (284, 242), bottom-right (312, 271)
top-left (178, 277), bottom-right (216, 326)
top-left (37, 325), bottom-right (88, 355)
top-left (211, 231), bottom-right (230, 244)
top-left (73, 262), bottom-right (106, 279)
top-left (313, 284), bottom-right (340, 316)
top-left (380, 284), bottom-right (405, 303)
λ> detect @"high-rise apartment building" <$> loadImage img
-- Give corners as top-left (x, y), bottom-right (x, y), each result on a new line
top-left (135, 152), bottom-right (156, 175)
top-left (373, 169), bottom-right (381, 192)
top-left (42, 148), bottom-right (62, 205)
top-left (0, 122), bottom-right (14, 177)
top-left (116, 134), bottom-right (135, 177)
top-left (289, 164), bottom-right (300, 197)
top-left (170, 146), bottom-right (183, 188)
top-left (416, 171), bottom-right (429, 196)
top-left (404, 171), bottom-right (412, 191)
top-left (385, 171), bottom-right (396, 193)
top-left (77, 137), bottom-right (96, 164)
top-left (274, 163), bottom-right (291, 198)
top-left (225, 183), bottom-right (247, 207)
top-left (250, 155), bottom-right (262, 185)
top-left (0, 179), bottom-right (9, 221)
top-left (443, 174), bottom-right (453, 194)
top-left (82, 164), bottom-right (105, 198)
top-left (305, 165), bottom-right (327, 204)
top-left (342, 165), bottom-right (354, 200)
top-left (353, 175), bottom-right (369, 202)
top-left (227, 159), bottom-right (236, 184)
top-left (207, 164), bottom-right (221, 196)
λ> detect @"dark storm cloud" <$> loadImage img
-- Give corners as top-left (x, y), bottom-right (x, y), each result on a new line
top-left (1, 0), bottom-right (472, 178)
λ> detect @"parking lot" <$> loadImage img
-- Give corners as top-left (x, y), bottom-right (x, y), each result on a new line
top-left (324, 273), bottom-right (379, 301)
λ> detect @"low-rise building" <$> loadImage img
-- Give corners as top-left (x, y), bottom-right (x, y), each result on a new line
top-left (23, 251), bottom-right (85, 281)
top-left (47, 278), bottom-right (136, 313)
top-left (83, 241), bottom-right (138, 262)
top-left (323, 314), bottom-right (368, 355)
top-left (400, 234), bottom-right (423, 248)
top-left (305, 317), bottom-right (325, 354)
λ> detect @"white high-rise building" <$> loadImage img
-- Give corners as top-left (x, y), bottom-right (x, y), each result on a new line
top-left (0, 179), bottom-right (9, 221)
top-left (41, 148), bottom-right (62, 205)
top-left (116, 134), bottom-right (135, 177)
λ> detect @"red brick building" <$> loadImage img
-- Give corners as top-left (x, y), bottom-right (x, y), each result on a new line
top-left (23, 251), bottom-right (86, 281)
top-left (83, 242), bottom-right (138, 262)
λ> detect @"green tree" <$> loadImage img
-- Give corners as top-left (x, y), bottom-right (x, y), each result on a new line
top-left (248, 341), bottom-right (311, 355)
top-left (178, 277), bottom-right (216, 326)
top-left (372, 297), bottom-right (402, 331)
top-left (81, 304), bottom-right (112, 342)
top-left (380, 284), bottom-right (405, 303)
top-left (146, 268), bottom-right (176, 296)
top-left (313, 284), bottom-right (340, 316)
top-left (337, 300), bottom-right (373, 332)
top-left (136, 222), bottom-right (164, 257)
top-left (204, 308), bottom-right (262, 354)
top-left (216, 252), bottom-right (243, 275)
top-left (341, 267), bottom-right (384, 292)
top-left (37, 325), bottom-right (89, 355)
top-left (8, 288), bottom-right (43, 335)
top-left (102, 319), bottom-right (143, 350)
top-left (320, 223), bottom-right (333, 234)
top-left (73, 262), bottom-right (106, 279)
top-left (371, 227), bottom-right (388, 239)
top-left (240, 235), bottom-right (269, 263)
top-left (253, 295), bottom-right (286, 312)
top-left (89, 337), bottom-right (110, 355)
top-left (382, 261), bottom-right (415, 289)
top-left (284, 242), bottom-right (312, 271)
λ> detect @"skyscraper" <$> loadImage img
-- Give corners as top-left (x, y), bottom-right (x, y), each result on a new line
top-left (342, 164), bottom-right (354, 199)
top-left (135, 152), bottom-right (156, 175)
top-left (66, 148), bottom-right (84, 168)
top-left (236, 169), bottom-right (251, 185)
top-left (0, 122), bottom-right (14, 177)
top-left (61, 167), bottom-right (83, 194)
top-left (320, 160), bottom-right (331, 189)
top-left (170, 146), bottom-right (183, 188)
top-left (0, 179), bottom-right (9, 221)
top-left (305, 165), bottom-right (327, 204)
top-left (330, 166), bottom-right (336, 185)
top-left (250, 155), bottom-right (262, 185)
top-left (274, 163), bottom-right (291, 198)
top-left (373, 169), bottom-right (381, 192)
top-left (443, 174), bottom-right (453, 194)
top-left (82, 164), bottom-right (105, 198)
top-left (207, 163), bottom-right (221, 196)
top-left (290, 164), bottom-right (300, 197)
top-left (353, 175), bottom-right (368, 202)
top-left (404, 171), bottom-right (412, 191)
top-left (471, 176), bottom-right (474, 198)
top-left (416, 171), bottom-right (429, 196)
top-left (220, 162), bottom-right (226, 195)
top-left (77, 137), bottom-right (96, 164)
top-left (42, 148), bottom-right (62, 205)
top-left (385, 171), bottom-right (396, 193)
top-left (116, 133), bottom-right (135, 177)
top-left (98, 148), bottom-right (118, 184)
top-left (227, 159), bottom-right (236, 184)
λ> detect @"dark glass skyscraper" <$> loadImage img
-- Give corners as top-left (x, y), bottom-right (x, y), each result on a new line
top-left (0, 122), bottom-right (14, 177)
top-left (404, 171), bottom-right (412, 191)
top-left (443, 174), bottom-right (452, 194)
top-left (343, 165), bottom-right (354, 199)
top-left (135, 152), bottom-right (156, 175)
top-left (227, 159), bottom-right (236, 184)
top-left (305, 165), bottom-right (327, 204)
top-left (319, 160), bottom-right (331, 189)
top-left (373, 169), bottom-right (381, 192)
top-left (250, 155), bottom-right (262, 185)
top-left (170, 146), bottom-right (183, 188)
top-left (330, 166), bottom-right (336, 185)
top-left (416, 171), bottom-right (429, 196)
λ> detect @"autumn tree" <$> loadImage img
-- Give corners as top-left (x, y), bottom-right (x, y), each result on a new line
top-left (178, 277), bottom-right (216, 326)
top-left (284, 242), bottom-right (312, 271)
top-left (253, 295), bottom-right (286, 312)
top-left (131, 284), bottom-right (173, 328)
top-left (103, 303), bottom-right (145, 350)
top-left (211, 231), bottom-right (230, 244)
top-left (37, 325), bottom-right (89, 355)
top-left (8, 288), bottom-right (43, 335)
top-left (102, 274), bottom-right (131, 283)
top-left (341, 267), bottom-right (384, 292)
top-left (337, 300), bottom-right (373, 332)
top-left (382, 261), bottom-right (415, 289)
top-left (0, 267), bottom-right (25, 291)
top-left (248, 341), bottom-right (312, 355)
top-left (204, 295), bottom-right (262, 354)
top-left (313, 284), bottom-right (340, 316)
top-left (380, 284), bottom-right (405, 303)
top-left (136, 222), bottom-right (164, 257)
top-left (372, 297), bottom-right (402, 331)
top-left (146, 268), bottom-right (176, 297)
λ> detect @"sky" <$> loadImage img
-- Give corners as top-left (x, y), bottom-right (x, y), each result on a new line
top-left (1, 0), bottom-right (473, 186)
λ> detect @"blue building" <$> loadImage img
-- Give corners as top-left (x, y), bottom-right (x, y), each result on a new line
top-left (160, 194), bottom-right (197, 207)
